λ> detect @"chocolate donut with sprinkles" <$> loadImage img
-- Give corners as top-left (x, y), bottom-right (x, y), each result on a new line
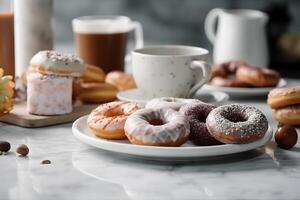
top-left (206, 104), bottom-right (268, 144)
top-left (179, 102), bottom-right (223, 146)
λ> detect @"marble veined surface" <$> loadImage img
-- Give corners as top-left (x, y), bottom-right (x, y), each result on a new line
top-left (0, 79), bottom-right (300, 200)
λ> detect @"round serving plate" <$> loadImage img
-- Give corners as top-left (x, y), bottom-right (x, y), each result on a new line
top-left (202, 78), bottom-right (287, 97)
top-left (72, 115), bottom-right (273, 161)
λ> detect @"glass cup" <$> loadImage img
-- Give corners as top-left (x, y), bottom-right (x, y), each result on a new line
top-left (72, 15), bottom-right (143, 72)
top-left (0, 0), bottom-right (14, 77)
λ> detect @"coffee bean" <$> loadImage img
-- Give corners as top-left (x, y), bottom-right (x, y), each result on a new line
top-left (16, 144), bottom-right (29, 156)
top-left (40, 160), bottom-right (51, 164)
top-left (0, 141), bottom-right (11, 152)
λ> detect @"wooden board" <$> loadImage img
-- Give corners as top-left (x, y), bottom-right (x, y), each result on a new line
top-left (0, 102), bottom-right (97, 128)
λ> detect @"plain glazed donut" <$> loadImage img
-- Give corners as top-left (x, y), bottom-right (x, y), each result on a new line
top-left (105, 71), bottom-right (136, 91)
top-left (124, 108), bottom-right (190, 146)
top-left (76, 82), bottom-right (118, 104)
top-left (267, 86), bottom-right (300, 109)
top-left (206, 104), bottom-right (268, 144)
top-left (273, 105), bottom-right (300, 125)
top-left (81, 64), bottom-right (106, 83)
top-left (236, 66), bottom-right (280, 87)
top-left (179, 102), bottom-right (222, 146)
top-left (87, 101), bottom-right (139, 139)
top-left (146, 97), bottom-right (202, 111)
top-left (210, 76), bottom-right (251, 88)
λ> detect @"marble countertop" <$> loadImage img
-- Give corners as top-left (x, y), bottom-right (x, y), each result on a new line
top-left (0, 79), bottom-right (300, 200)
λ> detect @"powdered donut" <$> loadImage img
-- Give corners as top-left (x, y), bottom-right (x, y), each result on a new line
top-left (146, 97), bottom-right (202, 111)
top-left (124, 108), bottom-right (190, 146)
top-left (179, 102), bottom-right (222, 146)
top-left (206, 104), bottom-right (268, 144)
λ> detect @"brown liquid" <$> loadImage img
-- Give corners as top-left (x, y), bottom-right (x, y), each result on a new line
top-left (0, 12), bottom-right (14, 77)
top-left (75, 32), bottom-right (128, 73)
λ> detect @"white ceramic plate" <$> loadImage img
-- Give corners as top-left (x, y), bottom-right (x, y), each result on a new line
top-left (72, 115), bottom-right (273, 160)
top-left (202, 78), bottom-right (287, 97)
top-left (117, 89), bottom-right (229, 106)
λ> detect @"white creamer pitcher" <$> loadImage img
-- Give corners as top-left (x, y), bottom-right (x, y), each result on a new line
top-left (205, 8), bottom-right (269, 66)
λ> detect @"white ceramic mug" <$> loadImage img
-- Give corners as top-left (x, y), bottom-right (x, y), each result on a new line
top-left (132, 45), bottom-right (211, 98)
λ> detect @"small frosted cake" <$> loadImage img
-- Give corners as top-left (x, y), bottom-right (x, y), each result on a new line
top-left (27, 72), bottom-right (72, 115)
top-left (27, 50), bottom-right (84, 115)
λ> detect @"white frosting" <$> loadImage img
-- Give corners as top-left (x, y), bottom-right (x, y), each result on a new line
top-left (124, 108), bottom-right (190, 145)
top-left (146, 97), bottom-right (203, 111)
top-left (27, 72), bottom-right (72, 115)
top-left (30, 50), bottom-right (85, 77)
top-left (72, 16), bottom-right (134, 34)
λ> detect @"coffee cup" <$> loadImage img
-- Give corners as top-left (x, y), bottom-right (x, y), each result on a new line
top-left (72, 15), bottom-right (143, 72)
top-left (132, 45), bottom-right (211, 98)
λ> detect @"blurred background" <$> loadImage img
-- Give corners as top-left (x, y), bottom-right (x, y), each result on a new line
top-left (53, 0), bottom-right (300, 77)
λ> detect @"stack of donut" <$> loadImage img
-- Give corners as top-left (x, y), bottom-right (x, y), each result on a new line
top-left (210, 61), bottom-right (280, 87)
top-left (73, 65), bottom-right (137, 103)
top-left (268, 86), bottom-right (300, 125)
top-left (87, 98), bottom-right (269, 147)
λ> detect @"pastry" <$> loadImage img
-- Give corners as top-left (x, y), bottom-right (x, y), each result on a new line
top-left (29, 50), bottom-right (85, 77)
top-left (27, 72), bottom-right (73, 115)
top-left (81, 64), bottom-right (105, 83)
top-left (87, 101), bottom-right (139, 139)
top-left (273, 105), bottom-right (300, 125)
top-left (105, 71), bottom-right (136, 91)
top-left (209, 61), bottom-right (251, 87)
top-left (0, 68), bottom-right (14, 116)
top-left (77, 81), bottom-right (118, 104)
top-left (236, 66), bottom-right (280, 87)
top-left (124, 108), bottom-right (190, 146)
top-left (145, 97), bottom-right (202, 111)
top-left (179, 102), bottom-right (222, 146)
top-left (206, 104), bottom-right (268, 144)
top-left (267, 86), bottom-right (300, 109)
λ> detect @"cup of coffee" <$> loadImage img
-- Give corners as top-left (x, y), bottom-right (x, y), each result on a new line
top-left (132, 45), bottom-right (211, 98)
top-left (72, 15), bottom-right (143, 72)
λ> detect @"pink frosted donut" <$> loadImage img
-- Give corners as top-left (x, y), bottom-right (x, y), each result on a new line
top-left (146, 97), bottom-right (202, 111)
top-left (179, 102), bottom-right (222, 146)
top-left (124, 108), bottom-right (190, 146)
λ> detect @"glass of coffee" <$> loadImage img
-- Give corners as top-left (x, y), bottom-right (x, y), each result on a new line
top-left (72, 15), bottom-right (143, 73)
top-left (0, 0), bottom-right (14, 77)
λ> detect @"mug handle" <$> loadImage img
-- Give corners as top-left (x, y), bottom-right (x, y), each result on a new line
top-left (125, 21), bottom-right (144, 65)
top-left (204, 8), bottom-right (222, 44)
top-left (188, 60), bottom-right (211, 97)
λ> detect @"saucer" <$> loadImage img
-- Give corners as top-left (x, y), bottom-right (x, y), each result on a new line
top-left (117, 89), bottom-right (229, 106)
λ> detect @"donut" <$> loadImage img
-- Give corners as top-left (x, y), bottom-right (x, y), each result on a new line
top-left (0, 68), bottom-right (14, 116)
top-left (29, 50), bottom-right (85, 77)
top-left (273, 105), bottom-right (300, 125)
top-left (81, 64), bottom-right (105, 83)
top-left (179, 102), bottom-right (222, 146)
top-left (105, 71), bottom-right (136, 91)
top-left (267, 86), bottom-right (300, 109)
top-left (145, 97), bottom-right (202, 111)
top-left (210, 60), bottom-right (248, 79)
top-left (206, 104), bottom-right (268, 144)
top-left (87, 101), bottom-right (139, 139)
top-left (210, 76), bottom-right (251, 88)
top-left (209, 61), bottom-right (251, 87)
top-left (124, 108), bottom-right (190, 146)
top-left (76, 81), bottom-right (118, 104)
top-left (236, 66), bottom-right (280, 87)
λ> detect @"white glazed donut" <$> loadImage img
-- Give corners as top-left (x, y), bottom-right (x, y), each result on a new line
top-left (145, 97), bottom-right (202, 111)
top-left (124, 108), bottom-right (190, 146)
top-left (30, 50), bottom-right (85, 77)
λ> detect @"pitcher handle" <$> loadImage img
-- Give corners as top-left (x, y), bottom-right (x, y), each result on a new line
top-left (125, 21), bottom-right (144, 68)
top-left (205, 8), bottom-right (222, 44)
top-left (188, 60), bottom-right (211, 97)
